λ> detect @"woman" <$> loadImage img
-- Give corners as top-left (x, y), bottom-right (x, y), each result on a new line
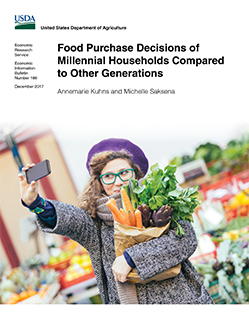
top-left (18, 138), bottom-right (214, 304)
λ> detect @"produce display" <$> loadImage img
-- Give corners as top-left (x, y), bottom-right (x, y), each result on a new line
top-left (223, 189), bottom-right (249, 222)
top-left (189, 166), bottom-right (249, 304)
top-left (0, 257), bottom-right (59, 304)
top-left (45, 240), bottom-right (96, 289)
top-left (194, 238), bottom-right (249, 304)
top-left (107, 163), bottom-right (200, 236)
top-left (0, 239), bottom-right (97, 304)
top-left (170, 133), bottom-right (249, 176)
top-left (59, 253), bottom-right (95, 289)
top-left (47, 250), bottom-right (73, 269)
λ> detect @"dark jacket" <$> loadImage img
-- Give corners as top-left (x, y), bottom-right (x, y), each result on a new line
top-left (36, 199), bottom-right (214, 304)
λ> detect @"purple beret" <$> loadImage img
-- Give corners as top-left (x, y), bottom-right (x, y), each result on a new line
top-left (86, 138), bottom-right (149, 176)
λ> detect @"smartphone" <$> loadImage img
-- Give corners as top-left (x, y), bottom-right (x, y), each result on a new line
top-left (25, 159), bottom-right (51, 184)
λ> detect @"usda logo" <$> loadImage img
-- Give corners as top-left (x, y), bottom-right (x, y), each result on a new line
top-left (15, 15), bottom-right (35, 29)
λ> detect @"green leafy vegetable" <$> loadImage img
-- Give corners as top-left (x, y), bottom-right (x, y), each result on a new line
top-left (193, 142), bottom-right (222, 163)
top-left (126, 163), bottom-right (201, 236)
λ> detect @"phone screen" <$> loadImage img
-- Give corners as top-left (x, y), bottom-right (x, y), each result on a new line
top-left (25, 159), bottom-right (51, 184)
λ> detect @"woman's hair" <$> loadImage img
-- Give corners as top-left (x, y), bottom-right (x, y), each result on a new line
top-left (78, 150), bottom-right (144, 217)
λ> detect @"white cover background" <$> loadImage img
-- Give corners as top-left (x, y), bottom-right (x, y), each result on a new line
top-left (2, 0), bottom-right (249, 317)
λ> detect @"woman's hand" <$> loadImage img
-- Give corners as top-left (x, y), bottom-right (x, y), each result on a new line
top-left (112, 255), bottom-right (132, 283)
top-left (18, 164), bottom-right (38, 206)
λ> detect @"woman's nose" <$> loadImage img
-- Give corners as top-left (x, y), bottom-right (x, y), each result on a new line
top-left (115, 176), bottom-right (123, 185)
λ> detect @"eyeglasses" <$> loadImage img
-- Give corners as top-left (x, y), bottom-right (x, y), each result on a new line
top-left (100, 168), bottom-right (134, 185)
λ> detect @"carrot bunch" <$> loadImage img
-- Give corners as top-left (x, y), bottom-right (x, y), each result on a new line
top-left (106, 188), bottom-right (143, 228)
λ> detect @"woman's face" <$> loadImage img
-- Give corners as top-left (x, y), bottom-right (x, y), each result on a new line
top-left (100, 158), bottom-right (135, 196)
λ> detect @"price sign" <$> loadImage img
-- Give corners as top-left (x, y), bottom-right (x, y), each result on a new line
top-left (176, 159), bottom-right (210, 184)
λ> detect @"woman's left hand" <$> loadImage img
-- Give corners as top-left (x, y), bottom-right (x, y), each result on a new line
top-left (112, 255), bottom-right (132, 283)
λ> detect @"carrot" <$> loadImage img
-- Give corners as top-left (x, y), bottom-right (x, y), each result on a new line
top-left (109, 198), bottom-right (118, 208)
top-left (120, 208), bottom-right (132, 226)
top-left (106, 201), bottom-right (120, 222)
top-left (120, 188), bottom-right (136, 225)
top-left (135, 209), bottom-right (143, 228)
top-left (127, 210), bottom-right (136, 227)
top-left (106, 200), bottom-right (130, 225)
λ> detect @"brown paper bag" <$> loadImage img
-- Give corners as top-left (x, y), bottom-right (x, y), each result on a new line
top-left (114, 221), bottom-right (181, 284)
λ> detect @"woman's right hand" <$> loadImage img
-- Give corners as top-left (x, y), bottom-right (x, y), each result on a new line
top-left (18, 163), bottom-right (38, 206)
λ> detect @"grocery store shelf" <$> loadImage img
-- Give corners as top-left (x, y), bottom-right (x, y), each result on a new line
top-left (17, 282), bottom-right (61, 304)
top-left (65, 286), bottom-right (99, 304)
top-left (60, 277), bottom-right (99, 304)
top-left (60, 277), bottom-right (97, 295)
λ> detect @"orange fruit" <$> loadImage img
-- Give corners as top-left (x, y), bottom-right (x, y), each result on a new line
top-left (240, 206), bottom-right (248, 217)
top-left (19, 291), bottom-right (29, 301)
top-left (9, 293), bottom-right (20, 304)
top-left (228, 197), bottom-right (240, 209)
top-left (27, 289), bottom-right (37, 297)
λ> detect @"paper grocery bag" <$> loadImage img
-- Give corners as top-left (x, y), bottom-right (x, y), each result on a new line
top-left (114, 221), bottom-right (181, 284)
